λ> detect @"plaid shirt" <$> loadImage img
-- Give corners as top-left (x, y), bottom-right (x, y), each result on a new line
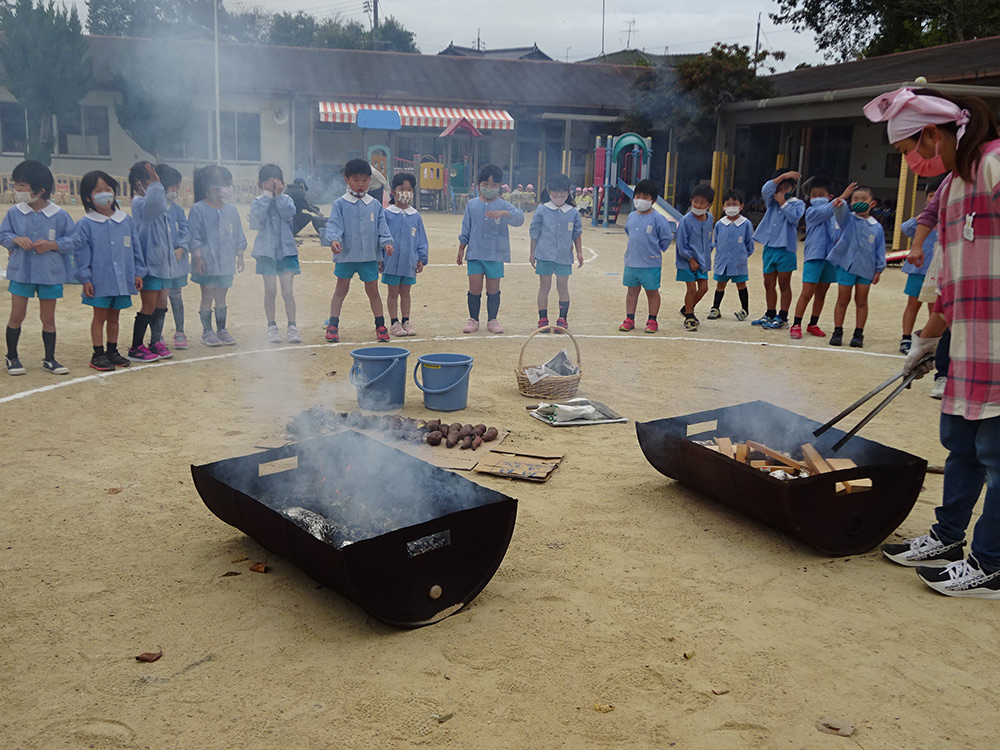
top-left (935, 139), bottom-right (1000, 420)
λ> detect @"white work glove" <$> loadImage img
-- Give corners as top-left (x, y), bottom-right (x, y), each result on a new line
top-left (904, 333), bottom-right (939, 379)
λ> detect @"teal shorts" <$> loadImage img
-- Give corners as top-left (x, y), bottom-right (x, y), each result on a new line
top-left (467, 259), bottom-right (505, 279)
top-left (535, 260), bottom-right (572, 277)
top-left (904, 272), bottom-right (926, 298)
top-left (801, 259), bottom-right (837, 285)
top-left (382, 273), bottom-right (416, 286)
top-left (8, 280), bottom-right (62, 299)
top-left (82, 294), bottom-right (132, 310)
top-left (836, 268), bottom-right (872, 287)
top-left (143, 275), bottom-right (188, 291)
top-left (191, 274), bottom-right (234, 289)
top-left (623, 265), bottom-right (661, 290)
top-left (255, 256), bottom-right (301, 276)
top-left (335, 261), bottom-right (379, 282)
top-left (762, 246), bottom-right (797, 274)
top-left (676, 268), bottom-right (709, 282)
top-left (713, 273), bottom-right (749, 284)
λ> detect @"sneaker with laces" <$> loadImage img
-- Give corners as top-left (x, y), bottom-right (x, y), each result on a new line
top-left (555, 317), bottom-right (568, 331)
top-left (619, 318), bottom-right (635, 332)
top-left (106, 349), bottom-right (131, 368)
top-left (763, 317), bottom-right (789, 330)
top-left (401, 321), bottom-right (416, 336)
top-left (882, 530), bottom-right (966, 567)
top-left (127, 344), bottom-right (160, 362)
top-left (537, 316), bottom-right (550, 331)
top-left (376, 325), bottom-right (390, 342)
top-left (390, 321), bottom-right (405, 337)
top-left (806, 324), bottom-right (826, 337)
top-left (707, 307), bottom-right (721, 320)
top-left (850, 333), bottom-right (864, 348)
top-left (899, 337), bottom-right (912, 354)
top-left (150, 340), bottom-right (172, 359)
top-left (751, 314), bottom-right (773, 326)
top-left (202, 331), bottom-right (223, 347)
top-left (217, 329), bottom-right (237, 346)
top-left (682, 317), bottom-right (697, 331)
top-left (644, 319), bottom-right (659, 333)
top-left (486, 319), bottom-right (505, 334)
top-left (286, 324), bottom-right (302, 343)
top-left (829, 331), bottom-right (843, 346)
top-left (789, 324), bottom-right (803, 339)
top-left (267, 325), bottom-right (282, 344)
top-left (42, 358), bottom-right (69, 375)
top-left (6, 356), bottom-right (25, 375)
top-left (89, 353), bottom-right (115, 372)
top-left (173, 332), bottom-right (189, 349)
top-left (930, 376), bottom-right (946, 400)
top-left (325, 324), bottom-right (339, 343)
top-left (462, 318), bottom-right (480, 334)
top-left (733, 309), bottom-right (748, 321)
top-left (917, 555), bottom-right (1000, 598)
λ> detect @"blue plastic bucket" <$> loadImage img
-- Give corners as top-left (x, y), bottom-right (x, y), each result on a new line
top-left (349, 347), bottom-right (409, 411)
top-left (413, 353), bottom-right (474, 412)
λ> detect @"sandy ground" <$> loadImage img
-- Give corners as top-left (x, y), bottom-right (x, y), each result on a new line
top-left (1, 202), bottom-right (995, 749)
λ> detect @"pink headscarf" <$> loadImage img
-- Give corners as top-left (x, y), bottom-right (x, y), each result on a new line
top-left (863, 87), bottom-right (971, 144)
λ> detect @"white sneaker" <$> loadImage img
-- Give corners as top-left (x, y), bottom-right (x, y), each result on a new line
top-left (930, 376), bottom-right (946, 400)
top-left (267, 325), bottom-right (281, 344)
top-left (390, 321), bottom-right (406, 337)
top-left (402, 321), bottom-right (416, 336)
top-left (462, 318), bottom-right (480, 333)
top-left (881, 530), bottom-right (966, 567)
top-left (286, 324), bottom-right (302, 344)
top-left (486, 319), bottom-right (505, 334)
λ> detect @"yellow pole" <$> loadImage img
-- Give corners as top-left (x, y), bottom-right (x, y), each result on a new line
top-left (892, 159), bottom-right (916, 250)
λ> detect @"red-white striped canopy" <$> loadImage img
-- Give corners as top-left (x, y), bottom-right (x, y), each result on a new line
top-left (318, 102), bottom-right (514, 131)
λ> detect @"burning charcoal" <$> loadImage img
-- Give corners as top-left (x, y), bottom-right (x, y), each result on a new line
top-left (471, 436), bottom-right (483, 451)
top-left (425, 431), bottom-right (443, 446)
top-left (482, 427), bottom-right (499, 442)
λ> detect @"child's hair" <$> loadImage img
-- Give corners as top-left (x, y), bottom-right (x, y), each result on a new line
top-left (258, 163), bottom-right (284, 185)
top-left (80, 170), bottom-right (119, 213)
top-left (852, 185), bottom-right (874, 200)
top-left (344, 158), bottom-right (372, 178)
top-left (691, 183), bottom-right (716, 203)
top-left (128, 160), bottom-right (153, 197)
top-left (477, 164), bottom-right (502, 184)
top-left (11, 160), bottom-right (53, 200)
top-left (809, 175), bottom-right (833, 193)
top-left (539, 173), bottom-right (574, 206)
top-left (194, 164), bottom-right (233, 202)
top-left (156, 163), bottom-right (182, 190)
top-left (771, 168), bottom-right (797, 189)
top-left (926, 175), bottom-right (945, 195)
top-left (391, 172), bottom-right (416, 191)
top-left (909, 88), bottom-right (999, 183)
top-left (722, 189), bottom-right (744, 203)
top-left (634, 178), bottom-right (660, 201)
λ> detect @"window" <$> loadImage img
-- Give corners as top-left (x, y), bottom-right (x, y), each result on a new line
top-left (164, 110), bottom-right (261, 163)
top-left (58, 105), bottom-right (110, 156)
top-left (0, 102), bottom-right (27, 154)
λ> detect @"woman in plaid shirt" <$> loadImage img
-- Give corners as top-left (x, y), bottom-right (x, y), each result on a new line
top-left (865, 86), bottom-right (1000, 598)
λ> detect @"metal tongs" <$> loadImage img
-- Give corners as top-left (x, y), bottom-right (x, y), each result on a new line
top-left (814, 354), bottom-right (934, 451)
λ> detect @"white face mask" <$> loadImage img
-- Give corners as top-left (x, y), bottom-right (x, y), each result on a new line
top-left (691, 207), bottom-right (708, 216)
top-left (93, 192), bottom-right (115, 207)
top-left (14, 190), bottom-right (33, 203)
top-left (810, 196), bottom-right (829, 205)
top-left (395, 190), bottom-right (413, 205)
top-left (479, 186), bottom-right (500, 200)
top-left (633, 199), bottom-right (652, 212)
top-left (166, 190), bottom-right (178, 202)
top-left (724, 206), bottom-right (742, 217)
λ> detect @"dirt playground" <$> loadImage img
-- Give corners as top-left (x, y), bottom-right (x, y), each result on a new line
top-left (1, 205), bottom-right (993, 749)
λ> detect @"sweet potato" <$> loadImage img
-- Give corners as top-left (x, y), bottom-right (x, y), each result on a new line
top-left (425, 431), bottom-right (443, 446)
top-left (459, 436), bottom-right (474, 450)
top-left (483, 427), bottom-right (499, 442)
top-left (449, 422), bottom-right (462, 434)
top-left (473, 424), bottom-right (487, 436)
top-left (459, 425), bottom-right (472, 437)
top-left (471, 436), bottom-right (483, 451)
top-left (446, 434), bottom-right (460, 449)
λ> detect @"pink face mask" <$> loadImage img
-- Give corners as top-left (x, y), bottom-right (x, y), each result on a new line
top-left (905, 130), bottom-right (948, 177)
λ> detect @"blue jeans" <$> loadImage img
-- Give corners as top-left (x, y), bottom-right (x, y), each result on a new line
top-left (933, 413), bottom-right (1000, 570)
top-left (935, 327), bottom-right (951, 380)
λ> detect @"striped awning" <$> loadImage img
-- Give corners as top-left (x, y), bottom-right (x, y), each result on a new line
top-left (318, 102), bottom-right (514, 130)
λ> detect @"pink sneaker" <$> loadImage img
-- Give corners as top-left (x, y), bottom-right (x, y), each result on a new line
top-left (463, 318), bottom-right (480, 333)
top-left (390, 321), bottom-right (405, 337)
top-left (150, 340), bottom-right (173, 359)
top-left (173, 332), bottom-right (188, 349)
top-left (789, 324), bottom-right (803, 340)
top-left (486, 319), bottom-right (505, 334)
top-left (127, 344), bottom-right (160, 362)
top-left (402, 321), bottom-right (416, 336)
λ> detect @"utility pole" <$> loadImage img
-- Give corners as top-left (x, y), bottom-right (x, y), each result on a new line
top-left (372, 0), bottom-right (379, 49)
top-left (624, 19), bottom-right (637, 49)
top-left (214, 0), bottom-right (221, 165)
top-left (565, 46), bottom-right (571, 62)
top-left (753, 12), bottom-right (761, 69)
top-left (601, 0), bottom-right (605, 59)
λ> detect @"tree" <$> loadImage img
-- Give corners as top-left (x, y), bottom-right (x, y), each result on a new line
top-left (268, 10), bottom-right (318, 48)
top-left (374, 15), bottom-right (418, 53)
top-left (0, 0), bottom-right (93, 164)
top-left (87, 0), bottom-right (274, 44)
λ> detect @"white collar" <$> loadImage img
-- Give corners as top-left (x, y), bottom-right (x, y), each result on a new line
top-left (342, 192), bottom-right (374, 205)
top-left (865, 216), bottom-right (879, 225)
top-left (719, 215), bottom-right (748, 226)
top-left (544, 201), bottom-right (573, 213)
top-left (85, 209), bottom-right (128, 224)
top-left (386, 204), bottom-right (417, 215)
top-left (15, 201), bottom-right (61, 217)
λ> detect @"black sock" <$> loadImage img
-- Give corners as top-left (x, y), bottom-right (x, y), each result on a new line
top-left (684, 312), bottom-right (696, 320)
top-left (902, 334), bottom-right (912, 340)
top-left (539, 309), bottom-right (548, 320)
top-left (467, 292), bottom-right (481, 320)
top-left (626, 313), bottom-right (635, 321)
top-left (214, 306), bottom-right (228, 332)
top-left (106, 342), bottom-right (119, 354)
top-left (267, 319), bottom-right (277, 328)
top-left (766, 309), bottom-right (776, 318)
top-left (793, 317), bottom-right (803, 326)
top-left (93, 345), bottom-right (104, 357)
top-left (648, 314), bottom-right (657, 321)
top-left (738, 288), bottom-right (749, 312)
top-left (169, 288), bottom-right (184, 333)
top-left (330, 316), bottom-right (339, 327)
top-left (131, 312), bottom-right (151, 350)
top-left (375, 316), bottom-right (385, 329)
top-left (713, 291), bottom-right (724, 309)
top-left (558, 301), bottom-right (569, 319)
top-left (390, 317), bottom-right (399, 325)
top-left (854, 327), bottom-right (864, 337)
top-left (42, 330), bottom-right (55, 361)
top-left (6, 325), bottom-right (20, 359)
top-left (199, 310), bottom-right (213, 333)
top-left (401, 317), bottom-right (408, 325)
top-left (150, 307), bottom-right (167, 345)
top-left (809, 315), bottom-right (819, 327)
top-left (777, 309), bottom-right (788, 322)
top-left (486, 291), bottom-right (500, 321)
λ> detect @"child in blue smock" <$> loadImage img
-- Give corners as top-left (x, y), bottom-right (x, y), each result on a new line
top-left (457, 164), bottom-right (525, 334)
top-left (619, 178), bottom-right (673, 334)
top-left (73, 171), bottom-right (146, 372)
top-left (322, 158), bottom-right (394, 343)
top-left (826, 186), bottom-right (886, 348)
top-left (2, 160), bottom-right (77, 375)
top-left (127, 161), bottom-right (190, 361)
top-left (751, 169), bottom-right (805, 329)
top-left (676, 183), bottom-right (715, 331)
top-left (529, 173), bottom-right (583, 331)
top-left (898, 180), bottom-right (941, 354)
top-left (250, 164), bottom-right (301, 345)
top-left (188, 165), bottom-right (247, 347)
top-left (710, 189), bottom-right (755, 322)
top-left (382, 172), bottom-right (428, 337)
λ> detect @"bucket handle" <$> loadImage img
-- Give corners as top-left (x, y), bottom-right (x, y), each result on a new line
top-left (413, 359), bottom-right (473, 395)
top-left (350, 355), bottom-right (404, 388)
top-left (517, 326), bottom-right (583, 369)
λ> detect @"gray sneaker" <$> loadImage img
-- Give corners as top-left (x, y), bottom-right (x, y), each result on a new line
top-left (286, 324), bottom-right (302, 344)
top-left (930, 376), bottom-right (946, 400)
top-left (217, 328), bottom-right (237, 346)
top-left (267, 324), bottom-right (281, 344)
top-left (882, 530), bottom-right (966, 567)
top-left (201, 330), bottom-right (223, 347)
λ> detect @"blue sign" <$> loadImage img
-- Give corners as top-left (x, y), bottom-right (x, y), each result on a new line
top-left (357, 109), bottom-right (402, 130)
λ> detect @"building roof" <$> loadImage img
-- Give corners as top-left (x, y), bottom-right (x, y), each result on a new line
top-left (768, 35), bottom-right (1000, 96)
top-left (438, 42), bottom-right (553, 61)
top-left (580, 49), bottom-right (699, 67)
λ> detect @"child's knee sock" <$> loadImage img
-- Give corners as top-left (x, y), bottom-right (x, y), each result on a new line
top-left (6, 325), bottom-right (20, 358)
top-left (558, 300), bottom-right (569, 319)
top-left (809, 315), bottom-right (820, 327)
top-left (169, 289), bottom-right (185, 332)
top-left (42, 330), bottom-right (55, 361)
top-left (149, 307), bottom-right (167, 345)
top-left (486, 292), bottom-right (500, 321)
top-left (214, 306), bottom-right (227, 331)
top-left (738, 288), bottom-right (749, 312)
top-left (199, 310), bottom-right (214, 333)
top-left (713, 290), bottom-right (725, 309)
top-left (131, 312), bottom-right (151, 350)
top-left (467, 292), bottom-right (481, 320)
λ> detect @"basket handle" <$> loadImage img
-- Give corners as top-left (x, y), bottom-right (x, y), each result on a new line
top-left (517, 326), bottom-right (583, 369)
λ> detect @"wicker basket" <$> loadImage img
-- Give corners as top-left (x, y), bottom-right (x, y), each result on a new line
top-left (515, 326), bottom-right (583, 399)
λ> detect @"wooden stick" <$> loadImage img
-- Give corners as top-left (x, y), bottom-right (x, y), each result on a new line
top-left (716, 437), bottom-right (734, 458)
top-left (735, 443), bottom-right (749, 464)
top-left (801, 443), bottom-right (848, 493)
top-left (828, 458), bottom-right (873, 493)
top-left (746, 441), bottom-right (807, 471)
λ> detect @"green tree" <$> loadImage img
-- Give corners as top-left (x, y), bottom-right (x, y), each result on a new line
top-left (373, 15), bottom-right (418, 53)
top-left (0, 0), bottom-right (93, 165)
top-left (87, 0), bottom-right (272, 44)
top-left (268, 10), bottom-right (318, 48)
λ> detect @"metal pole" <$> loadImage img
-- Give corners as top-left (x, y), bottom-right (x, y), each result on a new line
top-left (214, 0), bottom-right (221, 165)
top-left (601, 0), bottom-right (606, 59)
top-left (373, 0), bottom-right (379, 49)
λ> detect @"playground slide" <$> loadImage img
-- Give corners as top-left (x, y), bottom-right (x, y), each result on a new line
top-left (617, 178), bottom-right (684, 225)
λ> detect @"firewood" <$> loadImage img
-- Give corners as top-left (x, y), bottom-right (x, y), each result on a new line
top-left (746, 441), bottom-right (807, 471)
top-left (827, 458), bottom-right (873, 493)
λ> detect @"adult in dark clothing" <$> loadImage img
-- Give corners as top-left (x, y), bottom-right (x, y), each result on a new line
top-left (286, 178), bottom-right (326, 236)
